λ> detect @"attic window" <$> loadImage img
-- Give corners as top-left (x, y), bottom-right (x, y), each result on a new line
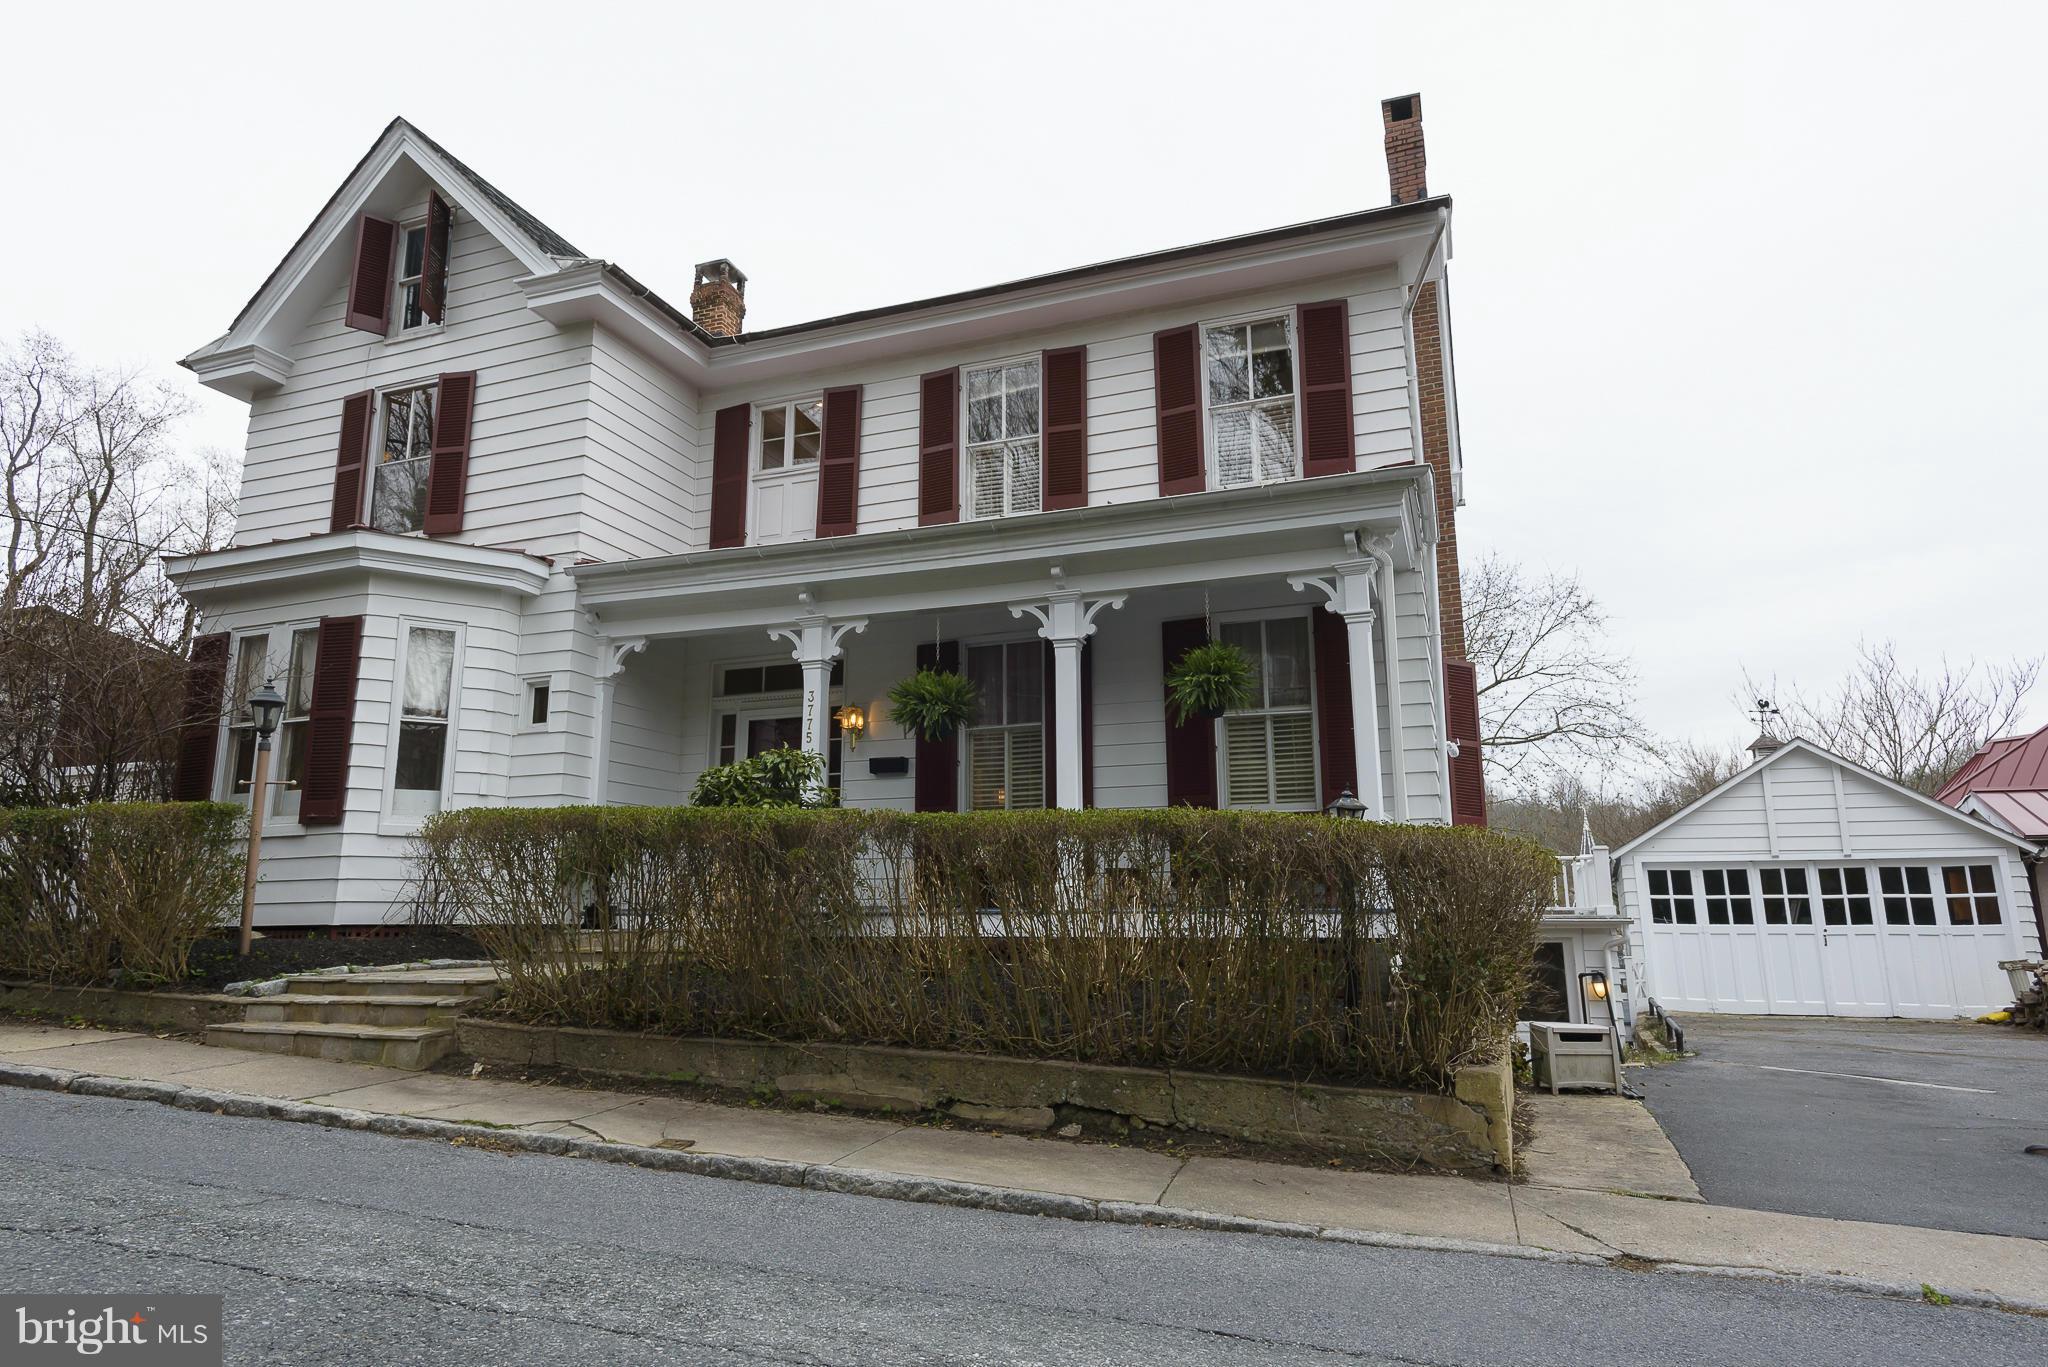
top-left (396, 224), bottom-right (430, 332)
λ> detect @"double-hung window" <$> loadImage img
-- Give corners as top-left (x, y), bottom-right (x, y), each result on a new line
top-left (1203, 317), bottom-right (1297, 488)
top-left (370, 384), bottom-right (436, 534)
top-left (964, 642), bottom-right (1044, 810)
top-left (392, 626), bottom-right (456, 817)
top-left (395, 224), bottom-right (430, 333)
top-left (757, 399), bottom-right (823, 473)
top-left (226, 628), bottom-right (317, 819)
top-left (1217, 617), bottom-right (1315, 809)
top-left (964, 360), bottom-right (1041, 518)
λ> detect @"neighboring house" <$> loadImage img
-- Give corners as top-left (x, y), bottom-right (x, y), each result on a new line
top-left (1937, 723), bottom-right (2048, 954)
top-left (1614, 736), bottom-right (2043, 1020)
top-left (1525, 822), bottom-right (1637, 1043)
top-left (165, 95), bottom-right (1483, 926)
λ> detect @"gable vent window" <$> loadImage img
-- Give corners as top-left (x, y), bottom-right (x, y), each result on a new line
top-left (1204, 317), bottom-right (1297, 488)
top-left (396, 224), bottom-right (430, 332)
top-left (1218, 617), bottom-right (1316, 809)
top-left (965, 360), bottom-right (1040, 519)
top-left (371, 384), bottom-right (436, 534)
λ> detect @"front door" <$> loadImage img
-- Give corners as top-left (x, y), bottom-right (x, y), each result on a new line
top-left (737, 709), bottom-right (843, 792)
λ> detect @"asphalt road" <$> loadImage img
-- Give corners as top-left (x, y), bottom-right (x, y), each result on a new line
top-left (2, 1088), bottom-right (2041, 1365)
top-left (1639, 1015), bottom-right (2048, 1238)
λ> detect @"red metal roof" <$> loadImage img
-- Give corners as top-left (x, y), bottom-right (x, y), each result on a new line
top-left (1968, 790), bottom-right (2048, 839)
top-left (1936, 722), bottom-right (2048, 804)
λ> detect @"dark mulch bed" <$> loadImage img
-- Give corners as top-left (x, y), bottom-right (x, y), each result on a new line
top-left (172, 931), bottom-right (488, 993)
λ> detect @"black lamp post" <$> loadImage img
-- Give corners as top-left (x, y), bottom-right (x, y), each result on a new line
top-left (1325, 789), bottom-right (1367, 820)
top-left (239, 680), bottom-right (285, 957)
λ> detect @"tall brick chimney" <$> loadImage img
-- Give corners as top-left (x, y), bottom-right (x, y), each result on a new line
top-left (690, 258), bottom-right (747, 336)
top-left (1381, 93), bottom-right (1427, 204)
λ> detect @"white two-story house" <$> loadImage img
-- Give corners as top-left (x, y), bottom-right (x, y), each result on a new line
top-left (167, 94), bottom-right (1483, 926)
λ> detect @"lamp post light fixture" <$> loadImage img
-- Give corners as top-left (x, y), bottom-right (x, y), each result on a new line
top-left (1325, 789), bottom-right (1368, 821)
top-left (238, 680), bottom-right (285, 957)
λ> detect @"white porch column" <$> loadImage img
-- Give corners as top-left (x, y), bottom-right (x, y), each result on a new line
top-left (1290, 557), bottom-right (1385, 819)
top-left (1008, 589), bottom-right (1126, 810)
top-left (589, 635), bottom-right (647, 805)
top-left (767, 609), bottom-right (867, 796)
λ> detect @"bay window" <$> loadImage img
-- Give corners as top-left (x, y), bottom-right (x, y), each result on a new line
top-left (964, 641), bottom-right (1044, 810)
top-left (1217, 616), bottom-right (1316, 809)
top-left (1203, 317), bottom-right (1297, 488)
top-left (964, 360), bottom-right (1041, 518)
top-left (392, 625), bottom-right (456, 817)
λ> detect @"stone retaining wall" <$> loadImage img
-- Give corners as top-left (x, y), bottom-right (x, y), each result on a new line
top-left (457, 1018), bottom-right (1514, 1172)
top-left (0, 981), bottom-right (246, 1033)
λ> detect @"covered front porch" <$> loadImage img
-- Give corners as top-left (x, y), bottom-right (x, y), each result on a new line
top-left (573, 468), bottom-right (1451, 821)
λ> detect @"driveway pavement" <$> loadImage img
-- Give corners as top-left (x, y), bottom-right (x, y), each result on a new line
top-left (1638, 1015), bottom-right (2048, 1239)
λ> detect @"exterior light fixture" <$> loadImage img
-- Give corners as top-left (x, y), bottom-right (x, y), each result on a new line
top-left (1325, 789), bottom-right (1368, 820)
top-left (835, 704), bottom-right (866, 750)
top-left (238, 680), bottom-right (286, 957)
top-left (1577, 967), bottom-right (1635, 1097)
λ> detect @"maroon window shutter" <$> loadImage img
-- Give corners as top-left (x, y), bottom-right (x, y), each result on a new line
top-left (1153, 325), bottom-right (1205, 496)
top-left (328, 391), bottom-right (374, 532)
top-left (1445, 658), bottom-right (1487, 827)
top-left (1041, 346), bottom-right (1088, 511)
top-left (170, 633), bottom-right (230, 802)
top-left (1161, 617), bottom-right (1217, 808)
top-left (815, 385), bottom-right (863, 538)
top-left (917, 368), bottom-right (959, 526)
top-left (1312, 610), bottom-right (1359, 809)
top-left (423, 371), bottom-right (476, 536)
top-left (420, 191), bottom-right (452, 324)
top-left (344, 214), bottom-right (398, 334)
top-left (299, 616), bottom-right (363, 826)
top-left (914, 640), bottom-right (960, 812)
top-left (709, 404), bottom-right (750, 549)
top-left (1296, 300), bottom-right (1356, 478)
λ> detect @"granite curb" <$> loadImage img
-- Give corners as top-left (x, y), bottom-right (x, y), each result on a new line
top-left (2, 1061), bottom-right (2039, 1317)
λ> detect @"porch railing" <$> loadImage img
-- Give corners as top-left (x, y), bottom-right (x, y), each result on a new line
top-left (1549, 843), bottom-right (1615, 915)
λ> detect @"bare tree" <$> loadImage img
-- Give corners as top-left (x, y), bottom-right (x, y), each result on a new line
top-left (1462, 553), bottom-right (1651, 788)
top-left (1492, 740), bottom-right (1747, 852)
top-left (0, 330), bottom-right (238, 804)
top-left (1754, 641), bottom-right (2040, 794)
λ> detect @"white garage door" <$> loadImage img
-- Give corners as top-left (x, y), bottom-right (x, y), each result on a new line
top-left (1640, 861), bottom-right (2018, 1018)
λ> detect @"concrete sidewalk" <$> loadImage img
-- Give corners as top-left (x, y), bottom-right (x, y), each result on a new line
top-left (5, 1019), bottom-right (2046, 1312)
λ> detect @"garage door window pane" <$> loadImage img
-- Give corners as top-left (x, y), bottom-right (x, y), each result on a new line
top-left (1759, 867), bottom-right (1811, 925)
top-left (1941, 864), bottom-right (2001, 926)
top-left (1702, 869), bottom-right (1753, 926)
top-left (1878, 865), bottom-right (1937, 926)
top-left (1647, 868), bottom-right (1696, 925)
top-left (1817, 866), bottom-right (1873, 925)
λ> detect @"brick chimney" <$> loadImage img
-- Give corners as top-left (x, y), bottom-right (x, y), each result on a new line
top-left (1381, 93), bottom-right (1427, 204)
top-left (690, 258), bottom-right (747, 336)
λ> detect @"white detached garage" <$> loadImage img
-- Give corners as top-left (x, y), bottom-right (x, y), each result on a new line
top-left (1616, 738), bottom-right (2043, 1019)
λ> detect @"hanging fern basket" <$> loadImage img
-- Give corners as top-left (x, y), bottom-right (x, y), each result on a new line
top-left (1165, 640), bottom-right (1257, 725)
top-left (887, 668), bottom-right (979, 743)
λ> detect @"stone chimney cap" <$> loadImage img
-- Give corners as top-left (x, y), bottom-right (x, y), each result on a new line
top-left (694, 258), bottom-right (747, 294)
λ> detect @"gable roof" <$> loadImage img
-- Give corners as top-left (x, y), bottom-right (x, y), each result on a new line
top-left (1613, 736), bottom-right (2040, 860)
top-left (191, 117), bottom-right (1449, 386)
top-left (1936, 723), bottom-right (2048, 803)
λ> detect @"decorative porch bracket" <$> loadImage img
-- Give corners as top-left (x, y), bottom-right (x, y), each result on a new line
top-left (590, 635), bottom-right (648, 805)
top-left (767, 612), bottom-right (868, 796)
top-left (1289, 556), bottom-right (1386, 819)
top-left (1008, 591), bottom-right (1126, 810)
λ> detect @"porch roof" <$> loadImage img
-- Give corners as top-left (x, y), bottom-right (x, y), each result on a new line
top-left (572, 465), bottom-right (1433, 637)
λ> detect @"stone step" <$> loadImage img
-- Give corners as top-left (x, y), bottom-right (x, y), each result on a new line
top-left (283, 969), bottom-right (499, 1001)
top-left (243, 994), bottom-right (478, 1028)
top-left (205, 1021), bottom-right (456, 1070)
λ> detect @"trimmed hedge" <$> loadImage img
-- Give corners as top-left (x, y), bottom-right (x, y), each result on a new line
top-left (414, 808), bottom-right (1554, 1090)
top-left (0, 803), bottom-right (246, 986)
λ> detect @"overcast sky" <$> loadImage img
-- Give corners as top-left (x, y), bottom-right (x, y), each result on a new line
top-left (4, 2), bottom-right (2041, 761)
